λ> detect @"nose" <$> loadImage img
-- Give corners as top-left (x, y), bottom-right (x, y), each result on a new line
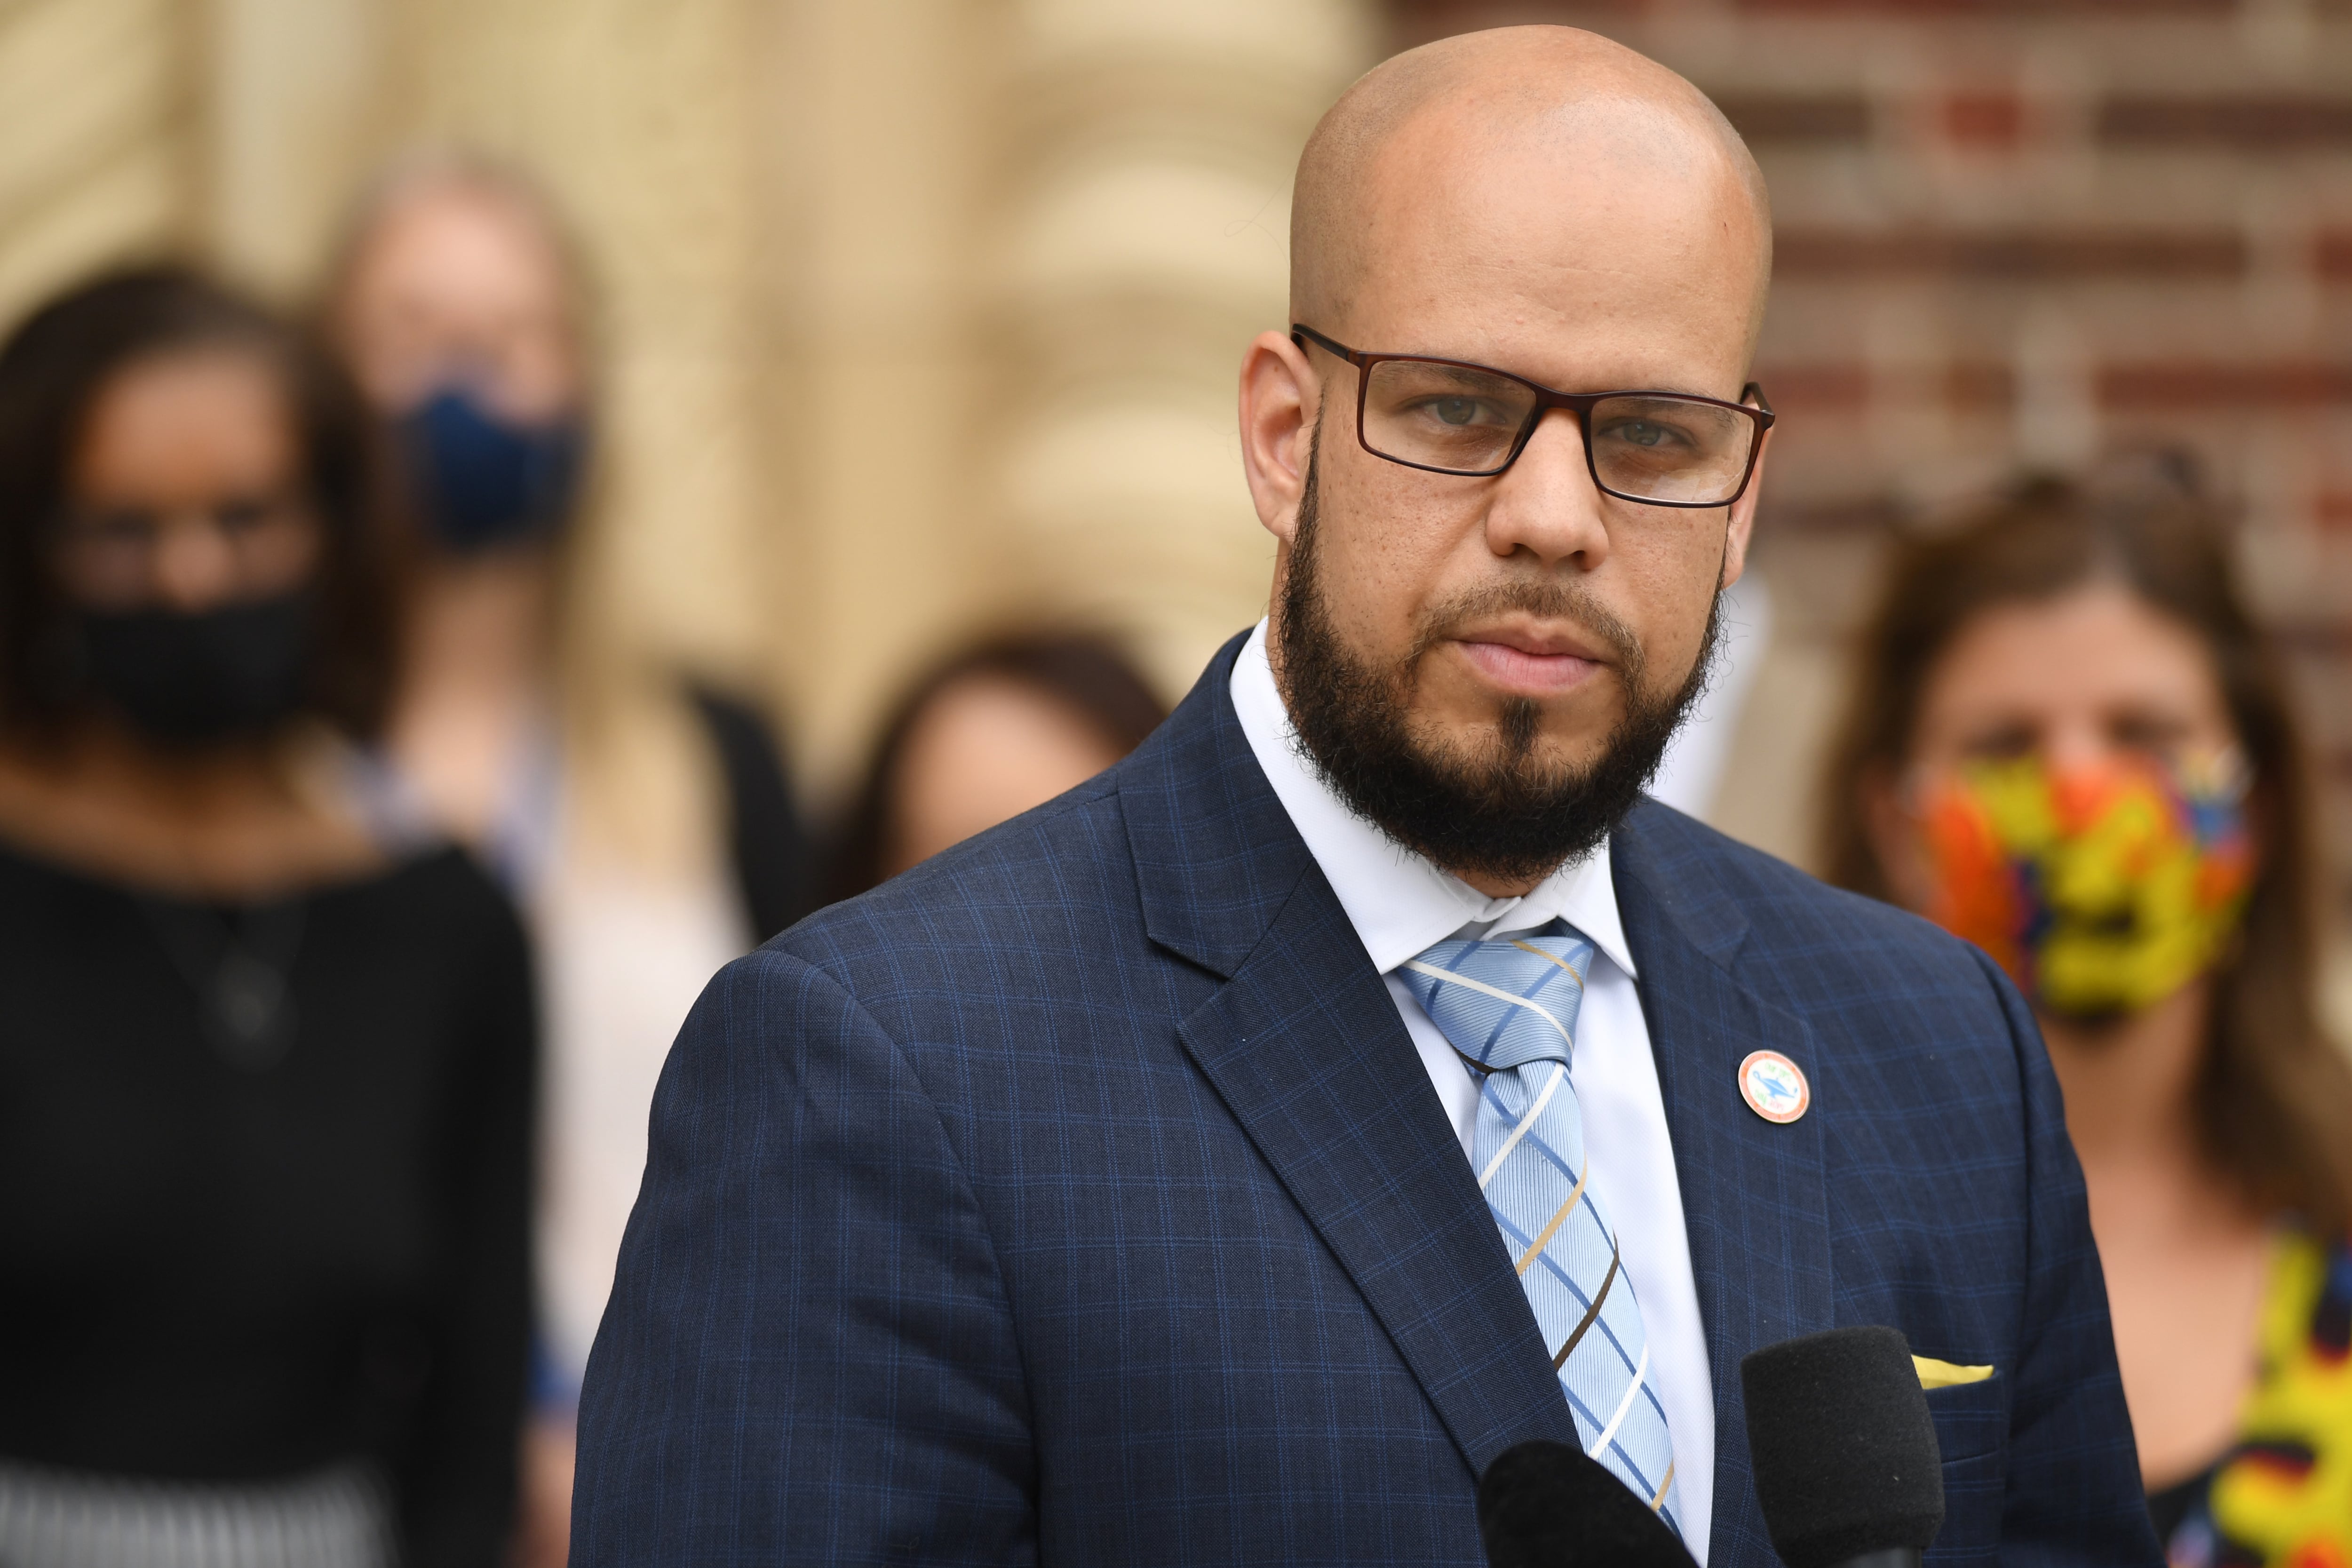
top-left (150, 512), bottom-right (240, 613)
top-left (2039, 723), bottom-right (2130, 780)
top-left (1481, 408), bottom-right (1610, 569)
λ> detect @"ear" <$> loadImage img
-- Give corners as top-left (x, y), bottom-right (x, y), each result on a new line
top-left (1239, 329), bottom-right (1321, 547)
top-left (1718, 425), bottom-right (1771, 590)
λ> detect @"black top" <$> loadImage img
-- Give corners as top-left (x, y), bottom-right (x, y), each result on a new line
top-left (0, 838), bottom-right (535, 1566)
top-left (687, 681), bottom-right (818, 941)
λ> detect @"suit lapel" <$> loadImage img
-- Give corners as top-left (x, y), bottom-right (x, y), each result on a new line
top-left (1176, 867), bottom-right (1583, 1475)
top-left (1121, 637), bottom-right (1578, 1477)
top-left (1613, 805), bottom-right (1833, 1567)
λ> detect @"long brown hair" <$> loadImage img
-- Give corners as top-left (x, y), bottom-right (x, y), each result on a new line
top-left (1819, 470), bottom-right (2352, 1232)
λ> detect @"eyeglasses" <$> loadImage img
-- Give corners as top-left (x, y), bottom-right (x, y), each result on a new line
top-left (1292, 324), bottom-right (1774, 508)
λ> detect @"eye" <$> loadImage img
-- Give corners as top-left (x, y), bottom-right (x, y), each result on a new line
top-left (215, 498), bottom-right (276, 534)
top-left (1959, 724), bottom-right (2038, 761)
top-left (1408, 393), bottom-right (1507, 429)
top-left (2108, 712), bottom-right (2194, 757)
top-left (76, 509), bottom-right (161, 547)
top-left (1603, 418), bottom-right (1686, 450)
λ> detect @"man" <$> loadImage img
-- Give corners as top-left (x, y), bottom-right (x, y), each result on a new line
top-left (575, 27), bottom-right (2156, 1567)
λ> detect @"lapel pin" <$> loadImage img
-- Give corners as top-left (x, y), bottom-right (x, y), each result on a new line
top-left (1738, 1050), bottom-right (1810, 1124)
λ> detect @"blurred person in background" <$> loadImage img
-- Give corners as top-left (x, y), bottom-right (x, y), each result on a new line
top-left (1822, 470), bottom-right (2352, 1568)
top-left (320, 153), bottom-right (813, 1562)
top-left (0, 267), bottom-right (532, 1566)
top-left (822, 632), bottom-right (1168, 903)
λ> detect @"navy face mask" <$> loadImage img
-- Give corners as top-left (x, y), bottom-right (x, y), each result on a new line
top-left (397, 388), bottom-right (586, 554)
top-left (78, 592), bottom-right (315, 749)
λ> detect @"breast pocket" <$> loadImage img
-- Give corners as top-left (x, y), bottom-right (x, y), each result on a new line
top-left (1924, 1375), bottom-right (2009, 1566)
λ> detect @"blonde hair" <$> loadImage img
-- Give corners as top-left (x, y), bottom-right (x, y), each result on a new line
top-left (321, 149), bottom-right (730, 885)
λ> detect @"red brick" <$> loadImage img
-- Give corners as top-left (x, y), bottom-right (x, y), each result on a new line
top-left (2101, 96), bottom-right (2352, 148)
top-left (1751, 362), bottom-right (1869, 412)
top-left (1751, 360), bottom-right (2010, 415)
top-left (1752, 360), bottom-right (2352, 416)
top-left (1715, 94), bottom-right (1872, 144)
top-left (1734, 0), bottom-right (2232, 13)
top-left (2098, 362), bottom-right (2352, 412)
top-left (1683, 91), bottom-right (2352, 151)
top-left (1772, 229), bottom-right (2247, 280)
top-left (1758, 497), bottom-right (1907, 534)
top-left (1939, 90), bottom-right (2029, 152)
top-left (1947, 362), bottom-right (2015, 412)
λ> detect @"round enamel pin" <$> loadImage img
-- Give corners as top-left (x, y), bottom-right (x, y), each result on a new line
top-left (1738, 1050), bottom-right (1810, 1124)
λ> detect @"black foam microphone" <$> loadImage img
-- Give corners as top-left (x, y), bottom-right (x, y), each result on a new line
top-left (1478, 1440), bottom-right (1700, 1568)
top-left (1740, 1326), bottom-right (1947, 1568)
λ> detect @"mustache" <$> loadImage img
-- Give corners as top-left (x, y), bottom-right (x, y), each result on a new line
top-left (1401, 577), bottom-right (1647, 690)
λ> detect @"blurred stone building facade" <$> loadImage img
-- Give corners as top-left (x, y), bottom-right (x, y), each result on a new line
top-left (1398, 0), bottom-right (2352, 878)
top-left (0, 0), bottom-right (1373, 796)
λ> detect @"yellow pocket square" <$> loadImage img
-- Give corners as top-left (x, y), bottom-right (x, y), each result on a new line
top-left (1914, 1355), bottom-right (1994, 1390)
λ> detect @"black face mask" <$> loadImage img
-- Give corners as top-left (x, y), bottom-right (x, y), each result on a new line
top-left (77, 592), bottom-right (315, 749)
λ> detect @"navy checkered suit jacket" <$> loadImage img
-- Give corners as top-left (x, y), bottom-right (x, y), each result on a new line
top-left (574, 633), bottom-right (2157, 1568)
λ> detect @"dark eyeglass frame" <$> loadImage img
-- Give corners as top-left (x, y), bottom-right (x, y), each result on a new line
top-left (1291, 323), bottom-right (1775, 508)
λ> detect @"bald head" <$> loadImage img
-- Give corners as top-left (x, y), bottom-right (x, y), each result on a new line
top-left (1292, 26), bottom-right (1772, 367)
top-left (1237, 29), bottom-right (1778, 896)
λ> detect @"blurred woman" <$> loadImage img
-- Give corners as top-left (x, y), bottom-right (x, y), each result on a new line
top-left (0, 268), bottom-right (532, 1566)
top-left (1821, 471), bottom-right (2352, 1568)
top-left (825, 632), bottom-right (1167, 902)
top-left (320, 153), bottom-right (810, 1561)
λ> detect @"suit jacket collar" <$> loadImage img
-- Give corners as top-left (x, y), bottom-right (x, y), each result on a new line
top-left (1119, 632), bottom-right (1312, 979)
top-left (1123, 634), bottom-right (1583, 1473)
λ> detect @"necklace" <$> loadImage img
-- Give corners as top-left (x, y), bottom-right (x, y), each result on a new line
top-left (138, 895), bottom-right (308, 1071)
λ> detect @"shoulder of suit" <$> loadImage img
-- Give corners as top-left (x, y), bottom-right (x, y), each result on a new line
top-left (1621, 796), bottom-right (1994, 979)
top-left (771, 770), bottom-right (1131, 965)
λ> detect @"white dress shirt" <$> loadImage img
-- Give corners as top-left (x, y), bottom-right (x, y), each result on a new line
top-left (1229, 620), bottom-right (1715, 1557)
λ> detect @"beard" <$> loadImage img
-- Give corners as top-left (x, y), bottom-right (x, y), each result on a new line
top-left (1273, 441), bottom-right (1723, 887)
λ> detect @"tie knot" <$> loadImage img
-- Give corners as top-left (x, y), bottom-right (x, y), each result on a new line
top-left (1398, 924), bottom-right (1595, 1072)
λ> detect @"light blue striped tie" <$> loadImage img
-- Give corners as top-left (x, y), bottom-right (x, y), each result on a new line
top-left (1400, 923), bottom-right (1682, 1536)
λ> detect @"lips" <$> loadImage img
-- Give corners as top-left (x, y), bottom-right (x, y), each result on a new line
top-left (1452, 631), bottom-right (1607, 696)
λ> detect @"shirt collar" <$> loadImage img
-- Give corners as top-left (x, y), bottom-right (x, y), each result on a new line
top-left (1227, 619), bottom-right (1637, 979)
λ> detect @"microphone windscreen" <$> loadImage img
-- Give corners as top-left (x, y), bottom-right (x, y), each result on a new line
top-left (1740, 1326), bottom-right (1946, 1568)
top-left (1478, 1440), bottom-right (1698, 1568)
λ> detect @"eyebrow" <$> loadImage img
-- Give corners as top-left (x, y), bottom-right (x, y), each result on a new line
top-left (1444, 356), bottom-right (1730, 402)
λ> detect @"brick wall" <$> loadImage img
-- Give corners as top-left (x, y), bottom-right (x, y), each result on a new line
top-left (1391, 0), bottom-right (2352, 886)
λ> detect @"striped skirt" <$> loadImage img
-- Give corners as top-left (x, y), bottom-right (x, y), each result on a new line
top-left (0, 1457), bottom-right (391, 1568)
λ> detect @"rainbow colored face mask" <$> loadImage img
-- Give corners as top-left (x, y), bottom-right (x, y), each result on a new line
top-left (1913, 752), bottom-right (2254, 1019)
